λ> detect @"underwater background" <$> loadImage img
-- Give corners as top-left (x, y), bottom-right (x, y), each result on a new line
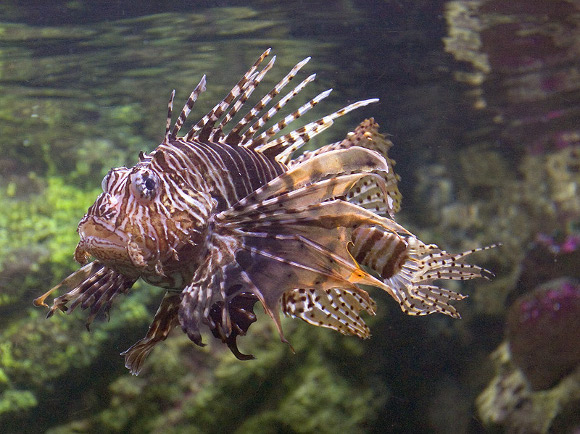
top-left (1, 0), bottom-right (579, 432)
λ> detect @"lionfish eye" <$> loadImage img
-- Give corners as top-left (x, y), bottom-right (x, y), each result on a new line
top-left (130, 169), bottom-right (160, 201)
top-left (144, 177), bottom-right (156, 191)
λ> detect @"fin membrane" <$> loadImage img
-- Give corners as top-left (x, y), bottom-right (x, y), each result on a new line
top-left (34, 261), bottom-right (136, 330)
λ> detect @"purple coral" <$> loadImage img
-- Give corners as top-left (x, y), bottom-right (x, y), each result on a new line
top-left (507, 278), bottom-right (580, 390)
top-left (536, 233), bottom-right (580, 255)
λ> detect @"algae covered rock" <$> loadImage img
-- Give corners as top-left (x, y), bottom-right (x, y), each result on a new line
top-left (477, 342), bottom-right (580, 433)
top-left (507, 278), bottom-right (580, 391)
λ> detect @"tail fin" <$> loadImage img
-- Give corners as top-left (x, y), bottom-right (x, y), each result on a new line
top-left (387, 238), bottom-right (497, 318)
top-left (350, 225), bottom-right (497, 318)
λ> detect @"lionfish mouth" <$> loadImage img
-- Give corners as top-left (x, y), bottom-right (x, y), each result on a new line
top-left (75, 217), bottom-right (132, 266)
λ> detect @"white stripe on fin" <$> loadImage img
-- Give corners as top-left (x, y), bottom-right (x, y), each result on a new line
top-left (210, 56), bottom-right (277, 143)
top-left (256, 98), bottom-right (379, 163)
top-left (168, 75), bottom-right (207, 140)
top-left (185, 49), bottom-right (271, 142)
top-left (225, 56), bottom-right (311, 146)
top-left (164, 89), bottom-right (176, 141)
top-left (386, 241), bottom-right (498, 318)
top-left (244, 88), bottom-right (333, 150)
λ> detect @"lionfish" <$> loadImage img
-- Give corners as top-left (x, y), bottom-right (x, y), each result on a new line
top-left (35, 49), bottom-right (494, 375)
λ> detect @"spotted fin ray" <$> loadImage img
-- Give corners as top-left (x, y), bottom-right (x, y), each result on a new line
top-left (221, 145), bottom-right (398, 221)
top-left (384, 238), bottom-right (497, 318)
top-left (35, 49), bottom-right (496, 375)
top-left (163, 48), bottom-right (379, 160)
top-left (211, 143), bottom-right (493, 340)
top-left (33, 261), bottom-right (137, 329)
top-left (282, 287), bottom-right (376, 339)
top-left (349, 225), bottom-right (496, 318)
top-left (122, 292), bottom-right (181, 374)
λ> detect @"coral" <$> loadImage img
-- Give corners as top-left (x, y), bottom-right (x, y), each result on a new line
top-left (409, 140), bottom-right (580, 319)
top-left (510, 233), bottom-right (580, 303)
top-left (472, 177), bottom-right (580, 430)
top-left (410, 148), bottom-right (521, 316)
top-left (8, 3), bottom-right (580, 432)
top-left (544, 146), bottom-right (580, 219)
top-left (506, 278), bottom-right (580, 391)
top-left (519, 146), bottom-right (580, 231)
top-left (477, 342), bottom-right (580, 433)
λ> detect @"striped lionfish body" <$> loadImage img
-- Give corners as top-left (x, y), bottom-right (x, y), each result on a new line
top-left (35, 50), bottom-right (494, 375)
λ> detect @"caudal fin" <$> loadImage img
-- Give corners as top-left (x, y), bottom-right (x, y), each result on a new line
top-left (349, 224), bottom-right (497, 318)
top-left (386, 239), bottom-right (497, 318)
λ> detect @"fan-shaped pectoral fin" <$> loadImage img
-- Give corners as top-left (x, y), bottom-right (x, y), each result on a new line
top-left (221, 147), bottom-right (392, 221)
top-left (230, 240), bottom-right (380, 351)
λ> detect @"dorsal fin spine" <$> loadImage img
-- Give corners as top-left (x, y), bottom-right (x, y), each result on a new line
top-left (164, 90), bottom-right (176, 142)
top-left (185, 49), bottom-right (271, 142)
top-left (243, 88), bottom-right (332, 151)
top-left (169, 75), bottom-right (207, 140)
top-left (241, 73), bottom-right (316, 148)
top-left (226, 57), bottom-right (311, 145)
top-left (262, 98), bottom-right (380, 163)
top-left (210, 56), bottom-right (277, 143)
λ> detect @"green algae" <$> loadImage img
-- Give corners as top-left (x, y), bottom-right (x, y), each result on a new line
top-left (0, 390), bottom-right (37, 416)
top-left (42, 317), bottom-right (385, 433)
top-left (0, 172), bottom-right (158, 423)
top-left (0, 280), bottom-right (156, 423)
top-left (0, 177), bottom-right (99, 282)
top-left (477, 342), bottom-right (580, 433)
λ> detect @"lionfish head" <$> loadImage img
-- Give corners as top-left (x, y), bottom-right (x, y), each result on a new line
top-left (74, 158), bottom-right (209, 279)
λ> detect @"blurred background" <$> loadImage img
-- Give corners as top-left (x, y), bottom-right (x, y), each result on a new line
top-left (0, 1), bottom-right (579, 432)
